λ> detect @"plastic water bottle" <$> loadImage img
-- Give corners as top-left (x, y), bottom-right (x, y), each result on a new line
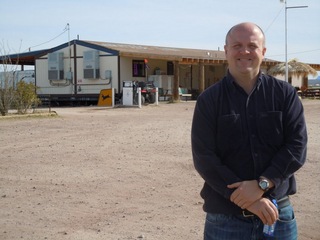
top-left (263, 199), bottom-right (278, 237)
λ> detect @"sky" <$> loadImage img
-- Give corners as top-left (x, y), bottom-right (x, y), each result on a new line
top-left (1, 0), bottom-right (320, 68)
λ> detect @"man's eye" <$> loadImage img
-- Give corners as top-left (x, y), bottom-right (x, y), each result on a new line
top-left (233, 45), bottom-right (241, 49)
top-left (249, 45), bottom-right (258, 49)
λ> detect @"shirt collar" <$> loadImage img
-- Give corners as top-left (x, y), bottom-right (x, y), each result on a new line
top-left (226, 70), bottom-right (263, 92)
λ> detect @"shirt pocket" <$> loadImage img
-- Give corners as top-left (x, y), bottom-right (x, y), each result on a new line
top-left (258, 111), bottom-right (283, 145)
top-left (216, 114), bottom-right (242, 152)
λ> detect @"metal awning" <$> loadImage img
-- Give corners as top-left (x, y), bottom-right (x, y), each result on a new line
top-left (0, 49), bottom-right (49, 66)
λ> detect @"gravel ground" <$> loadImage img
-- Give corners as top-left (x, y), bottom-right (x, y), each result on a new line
top-left (0, 99), bottom-right (319, 240)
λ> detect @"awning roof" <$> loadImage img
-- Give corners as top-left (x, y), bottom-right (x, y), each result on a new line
top-left (0, 49), bottom-right (50, 66)
top-left (1, 40), bottom-right (319, 70)
top-left (85, 40), bottom-right (227, 62)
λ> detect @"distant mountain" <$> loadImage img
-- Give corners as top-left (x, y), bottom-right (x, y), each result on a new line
top-left (309, 75), bottom-right (320, 87)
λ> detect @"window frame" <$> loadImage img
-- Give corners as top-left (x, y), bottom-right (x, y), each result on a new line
top-left (132, 60), bottom-right (146, 77)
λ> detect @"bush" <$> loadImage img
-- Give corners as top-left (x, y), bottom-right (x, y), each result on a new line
top-left (0, 88), bottom-right (14, 116)
top-left (14, 81), bottom-right (41, 114)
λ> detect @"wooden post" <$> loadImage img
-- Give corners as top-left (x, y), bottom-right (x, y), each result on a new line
top-left (173, 61), bottom-right (180, 102)
top-left (199, 63), bottom-right (205, 93)
top-left (302, 76), bottom-right (308, 90)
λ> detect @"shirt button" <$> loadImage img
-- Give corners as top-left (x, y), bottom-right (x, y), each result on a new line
top-left (254, 153), bottom-right (258, 158)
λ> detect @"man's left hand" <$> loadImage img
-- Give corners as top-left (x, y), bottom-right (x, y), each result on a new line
top-left (227, 180), bottom-right (263, 209)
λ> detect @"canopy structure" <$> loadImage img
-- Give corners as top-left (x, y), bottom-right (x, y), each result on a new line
top-left (268, 59), bottom-right (318, 88)
top-left (268, 58), bottom-right (318, 78)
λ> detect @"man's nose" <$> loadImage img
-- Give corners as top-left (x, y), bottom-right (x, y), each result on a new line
top-left (239, 47), bottom-right (251, 54)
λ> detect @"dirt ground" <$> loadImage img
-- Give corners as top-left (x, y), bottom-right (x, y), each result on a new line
top-left (0, 99), bottom-right (319, 240)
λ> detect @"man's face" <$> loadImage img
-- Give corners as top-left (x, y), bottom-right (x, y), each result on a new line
top-left (224, 24), bottom-right (266, 77)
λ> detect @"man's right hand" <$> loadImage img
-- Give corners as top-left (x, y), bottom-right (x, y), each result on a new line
top-left (246, 198), bottom-right (279, 225)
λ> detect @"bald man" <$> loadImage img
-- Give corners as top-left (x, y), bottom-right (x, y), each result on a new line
top-left (192, 22), bottom-right (307, 240)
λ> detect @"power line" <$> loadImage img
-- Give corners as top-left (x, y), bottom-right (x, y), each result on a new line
top-left (264, 5), bottom-right (284, 33)
top-left (266, 48), bottom-right (320, 58)
top-left (24, 24), bottom-right (69, 52)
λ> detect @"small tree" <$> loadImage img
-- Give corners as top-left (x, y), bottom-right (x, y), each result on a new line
top-left (0, 42), bottom-right (18, 116)
top-left (14, 80), bottom-right (41, 114)
top-left (0, 65), bottom-right (16, 116)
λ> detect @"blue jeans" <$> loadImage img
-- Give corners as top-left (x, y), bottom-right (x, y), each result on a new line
top-left (204, 205), bottom-right (297, 240)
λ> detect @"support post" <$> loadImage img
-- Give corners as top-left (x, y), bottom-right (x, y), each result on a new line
top-left (199, 63), bottom-right (205, 93)
top-left (173, 61), bottom-right (180, 102)
top-left (155, 87), bottom-right (159, 106)
top-left (112, 88), bottom-right (115, 108)
top-left (138, 87), bottom-right (142, 108)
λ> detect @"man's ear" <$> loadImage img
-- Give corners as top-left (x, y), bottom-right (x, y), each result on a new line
top-left (262, 47), bottom-right (267, 56)
top-left (224, 45), bottom-right (228, 55)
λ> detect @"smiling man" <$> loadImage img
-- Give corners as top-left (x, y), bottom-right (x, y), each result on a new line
top-left (224, 23), bottom-right (266, 94)
top-left (191, 22), bottom-right (307, 240)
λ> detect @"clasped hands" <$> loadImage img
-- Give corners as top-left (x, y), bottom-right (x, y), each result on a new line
top-left (228, 180), bottom-right (278, 225)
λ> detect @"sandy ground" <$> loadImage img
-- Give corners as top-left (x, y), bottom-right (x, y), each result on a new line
top-left (0, 99), bottom-right (319, 240)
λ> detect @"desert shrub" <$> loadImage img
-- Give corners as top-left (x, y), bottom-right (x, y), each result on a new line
top-left (14, 80), bottom-right (41, 114)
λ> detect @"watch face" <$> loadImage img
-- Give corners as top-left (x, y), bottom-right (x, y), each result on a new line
top-left (259, 179), bottom-right (269, 190)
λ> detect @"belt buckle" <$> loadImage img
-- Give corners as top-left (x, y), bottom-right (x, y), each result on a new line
top-left (242, 210), bottom-right (254, 217)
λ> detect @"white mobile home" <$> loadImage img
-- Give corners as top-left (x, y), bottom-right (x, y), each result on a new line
top-left (35, 41), bottom-right (119, 104)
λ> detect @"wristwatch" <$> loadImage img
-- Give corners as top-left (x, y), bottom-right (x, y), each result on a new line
top-left (258, 178), bottom-right (270, 192)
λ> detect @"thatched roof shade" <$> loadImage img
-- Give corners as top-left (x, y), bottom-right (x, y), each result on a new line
top-left (268, 59), bottom-right (318, 78)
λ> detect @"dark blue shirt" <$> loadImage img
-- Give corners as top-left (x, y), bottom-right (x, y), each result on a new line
top-left (191, 72), bottom-right (307, 214)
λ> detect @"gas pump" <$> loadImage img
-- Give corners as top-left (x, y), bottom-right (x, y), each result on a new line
top-left (122, 81), bottom-right (134, 106)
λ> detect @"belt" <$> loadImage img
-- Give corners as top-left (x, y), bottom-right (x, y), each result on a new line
top-left (277, 196), bottom-right (290, 209)
top-left (242, 196), bottom-right (290, 217)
